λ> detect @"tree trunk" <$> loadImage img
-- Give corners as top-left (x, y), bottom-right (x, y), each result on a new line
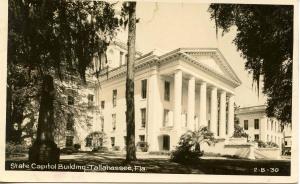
top-left (11, 107), bottom-right (23, 143)
top-left (29, 74), bottom-right (59, 163)
top-left (36, 75), bottom-right (55, 141)
top-left (126, 2), bottom-right (137, 162)
top-left (195, 142), bottom-right (200, 152)
top-left (6, 84), bottom-right (23, 143)
top-left (6, 84), bottom-right (13, 142)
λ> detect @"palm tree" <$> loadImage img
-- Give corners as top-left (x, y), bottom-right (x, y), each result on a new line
top-left (171, 126), bottom-right (216, 162)
top-left (187, 126), bottom-right (216, 152)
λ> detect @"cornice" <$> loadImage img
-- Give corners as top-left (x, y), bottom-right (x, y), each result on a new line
top-left (113, 40), bottom-right (143, 56)
top-left (95, 48), bottom-right (242, 88)
top-left (96, 54), bottom-right (159, 83)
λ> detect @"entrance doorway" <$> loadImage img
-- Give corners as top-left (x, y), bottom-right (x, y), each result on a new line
top-left (162, 135), bottom-right (170, 151)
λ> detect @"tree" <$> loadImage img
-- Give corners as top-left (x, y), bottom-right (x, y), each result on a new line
top-left (122, 2), bottom-right (137, 162)
top-left (8, 0), bottom-right (119, 162)
top-left (171, 126), bottom-right (216, 163)
top-left (208, 4), bottom-right (293, 123)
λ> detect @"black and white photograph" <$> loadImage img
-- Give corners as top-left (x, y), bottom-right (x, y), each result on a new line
top-left (1, 0), bottom-right (298, 182)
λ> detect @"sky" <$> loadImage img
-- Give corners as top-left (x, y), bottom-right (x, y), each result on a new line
top-left (116, 2), bottom-right (267, 107)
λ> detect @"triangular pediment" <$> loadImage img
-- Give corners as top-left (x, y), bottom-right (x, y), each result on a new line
top-left (180, 49), bottom-right (241, 86)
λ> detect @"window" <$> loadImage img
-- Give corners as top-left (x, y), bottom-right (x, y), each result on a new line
top-left (68, 95), bottom-right (74, 105)
top-left (141, 79), bottom-right (147, 99)
top-left (141, 108), bottom-right (146, 128)
top-left (164, 81), bottom-right (170, 101)
top-left (254, 134), bottom-right (259, 140)
top-left (163, 109), bottom-right (169, 127)
top-left (88, 94), bottom-right (94, 107)
top-left (101, 100), bottom-right (105, 109)
top-left (66, 114), bottom-right (74, 131)
top-left (86, 137), bottom-right (92, 147)
top-left (101, 117), bottom-right (104, 132)
top-left (65, 136), bottom-right (74, 147)
top-left (139, 135), bottom-right (145, 142)
top-left (112, 114), bottom-right (116, 130)
top-left (120, 51), bottom-right (124, 66)
top-left (244, 120), bottom-right (248, 130)
top-left (254, 119), bottom-right (259, 129)
top-left (285, 141), bottom-right (288, 146)
top-left (111, 137), bottom-right (115, 147)
top-left (112, 90), bottom-right (117, 107)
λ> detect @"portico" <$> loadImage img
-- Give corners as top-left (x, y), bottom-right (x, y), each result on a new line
top-left (172, 69), bottom-right (235, 139)
top-left (148, 48), bottom-right (241, 151)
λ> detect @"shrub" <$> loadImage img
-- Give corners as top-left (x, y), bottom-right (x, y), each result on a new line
top-left (170, 126), bottom-right (215, 163)
top-left (112, 146), bottom-right (120, 151)
top-left (266, 141), bottom-right (279, 148)
top-left (222, 154), bottom-right (242, 159)
top-left (148, 151), bottom-right (171, 155)
top-left (136, 141), bottom-right (149, 152)
top-left (74, 144), bottom-right (81, 151)
top-left (61, 147), bottom-right (77, 154)
top-left (92, 146), bottom-right (108, 152)
top-left (6, 142), bottom-right (28, 158)
top-left (232, 124), bottom-right (249, 138)
top-left (255, 140), bottom-right (279, 148)
top-left (255, 140), bottom-right (267, 148)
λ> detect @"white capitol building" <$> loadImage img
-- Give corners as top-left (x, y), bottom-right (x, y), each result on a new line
top-left (55, 41), bottom-right (286, 159)
top-left (92, 41), bottom-right (241, 152)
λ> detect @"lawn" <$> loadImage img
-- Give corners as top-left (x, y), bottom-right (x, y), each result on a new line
top-left (5, 151), bottom-right (290, 176)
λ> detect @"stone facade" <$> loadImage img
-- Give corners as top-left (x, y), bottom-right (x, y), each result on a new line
top-left (235, 105), bottom-right (284, 146)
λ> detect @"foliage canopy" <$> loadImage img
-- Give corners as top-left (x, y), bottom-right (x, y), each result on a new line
top-left (7, 0), bottom-right (120, 144)
top-left (208, 4), bottom-right (293, 123)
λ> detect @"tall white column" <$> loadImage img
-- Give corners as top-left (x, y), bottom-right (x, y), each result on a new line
top-left (147, 67), bottom-right (161, 151)
top-left (187, 76), bottom-right (195, 130)
top-left (199, 82), bottom-right (207, 128)
top-left (210, 87), bottom-right (218, 136)
top-left (219, 90), bottom-right (226, 138)
top-left (172, 70), bottom-right (182, 149)
top-left (173, 70), bottom-right (182, 130)
top-left (228, 95), bottom-right (235, 137)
